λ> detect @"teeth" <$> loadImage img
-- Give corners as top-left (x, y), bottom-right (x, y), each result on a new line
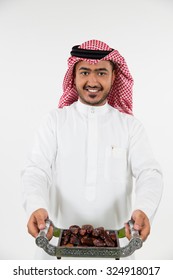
top-left (88, 89), bottom-right (99, 93)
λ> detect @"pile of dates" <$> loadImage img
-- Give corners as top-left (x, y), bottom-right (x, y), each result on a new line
top-left (60, 224), bottom-right (118, 247)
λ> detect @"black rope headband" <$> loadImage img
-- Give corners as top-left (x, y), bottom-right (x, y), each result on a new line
top-left (70, 45), bottom-right (114, 59)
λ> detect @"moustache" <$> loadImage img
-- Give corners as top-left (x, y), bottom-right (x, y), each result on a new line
top-left (84, 86), bottom-right (103, 90)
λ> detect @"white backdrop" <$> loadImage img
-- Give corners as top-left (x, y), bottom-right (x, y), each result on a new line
top-left (0, 0), bottom-right (172, 260)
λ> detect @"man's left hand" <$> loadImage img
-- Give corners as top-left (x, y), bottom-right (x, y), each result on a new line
top-left (125, 209), bottom-right (150, 241)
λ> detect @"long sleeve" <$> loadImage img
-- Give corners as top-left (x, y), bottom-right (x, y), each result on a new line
top-left (128, 120), bottom-right (163, 220)
top-left (21, 111), bottom-right (57, 218)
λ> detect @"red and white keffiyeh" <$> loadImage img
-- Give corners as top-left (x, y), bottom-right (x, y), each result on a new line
top-left (58, 40), bottom-right (133, 115)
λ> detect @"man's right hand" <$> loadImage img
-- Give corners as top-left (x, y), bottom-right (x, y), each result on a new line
top-left (27, 208), bottom-right (53, 239)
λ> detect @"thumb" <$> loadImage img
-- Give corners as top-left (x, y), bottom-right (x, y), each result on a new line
top-left (131, 210), bottom-right (144, 230)
top-left (35, 209), bottom-right (48, 230)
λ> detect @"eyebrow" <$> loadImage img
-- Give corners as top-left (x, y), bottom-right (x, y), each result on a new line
top-left (78, 67), bottom-right (109, 72)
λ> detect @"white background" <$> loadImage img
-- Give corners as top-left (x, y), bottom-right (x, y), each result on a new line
top-left (0, 0), bottom-right (172, 260)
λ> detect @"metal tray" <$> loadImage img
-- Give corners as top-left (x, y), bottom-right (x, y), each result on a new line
top-left (36, 220), bottom-right (143, 259)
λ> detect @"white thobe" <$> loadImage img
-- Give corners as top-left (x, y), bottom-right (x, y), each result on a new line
top-left (22, 100), bottom-right (163, 259)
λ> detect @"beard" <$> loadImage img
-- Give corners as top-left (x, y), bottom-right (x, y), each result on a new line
top-left (77, 86), bottom-right (111, 106)
top-left (79, 94), bottom-right (108, 106)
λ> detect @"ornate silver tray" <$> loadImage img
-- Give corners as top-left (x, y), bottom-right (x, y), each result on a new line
top-left (35, 219), bottom-right (143, 259)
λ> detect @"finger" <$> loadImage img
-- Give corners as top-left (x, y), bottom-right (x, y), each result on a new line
top-left (27, 215), bottom-right (40, 238)
top-left (124, 223), bottom-right (131, 240)
top-left (35, 209), bottom-right (48, 230)
top-left (47, 225), bottom-right (54, 240)
top-left (131, 210), bottom-right (150, 241)
top-left (140, 227), bottom-right (149, 241)
top-left (34, 210), bottom-right (53, 240)
top-left (132, 212), bottom-right (145, 231)
top-left (27, 209), bottom-right (49, 238)
top-left (139, 219), bottom-right (150, 241)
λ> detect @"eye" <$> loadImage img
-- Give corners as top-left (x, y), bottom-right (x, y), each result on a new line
top-left (98, 72), bottom-right (107, 76)
top-left (80, 71), bottom-right (89, 76)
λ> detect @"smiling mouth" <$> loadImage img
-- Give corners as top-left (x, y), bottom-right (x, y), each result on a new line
top-left (87, 89), bottom-right (99, 93)
top-left (87, 89), bottom-right (100, 99)
top-left (85, 87), bottom-right (102, 93)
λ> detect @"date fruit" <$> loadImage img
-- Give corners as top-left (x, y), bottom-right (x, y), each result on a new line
top-left (60, 224), bottom-right (118, 248)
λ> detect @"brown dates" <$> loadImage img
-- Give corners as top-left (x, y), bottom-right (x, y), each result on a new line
top-left (60, 224), bottom-right (118, 248)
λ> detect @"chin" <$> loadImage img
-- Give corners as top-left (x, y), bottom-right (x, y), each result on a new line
top-left (89, 100), bottom-right (105, 106)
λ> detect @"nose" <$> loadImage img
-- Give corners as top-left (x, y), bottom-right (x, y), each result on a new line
top-left (87, 73), bottom-right (98, 86)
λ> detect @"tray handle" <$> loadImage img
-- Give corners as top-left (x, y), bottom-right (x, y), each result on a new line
top-left (128, 219), bottom-right (140, 239)
top-left (35, 219), bottom-right (57, 256)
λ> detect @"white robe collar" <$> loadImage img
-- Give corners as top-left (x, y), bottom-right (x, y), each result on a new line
top-left (76, 99), bottom-right (109, 116)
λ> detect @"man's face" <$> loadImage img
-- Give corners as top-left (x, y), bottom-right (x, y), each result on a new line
top-left (74, 60), bottom-right (115, 106)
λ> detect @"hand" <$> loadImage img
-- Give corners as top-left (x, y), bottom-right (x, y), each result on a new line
top-left (125, 209), bottom-right (150, 241)
top-left (27, 208), bottom-right (53, 240)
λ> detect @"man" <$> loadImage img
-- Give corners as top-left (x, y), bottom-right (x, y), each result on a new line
top-left (22, 39), bottom-right (163, 258)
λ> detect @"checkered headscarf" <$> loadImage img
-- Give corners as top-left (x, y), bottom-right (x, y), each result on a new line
top-left (58, 40), bottom-right (133, 115)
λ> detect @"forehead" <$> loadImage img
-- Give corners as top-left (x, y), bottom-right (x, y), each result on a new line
top-left (75, 60), bottom-right (112, 71)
